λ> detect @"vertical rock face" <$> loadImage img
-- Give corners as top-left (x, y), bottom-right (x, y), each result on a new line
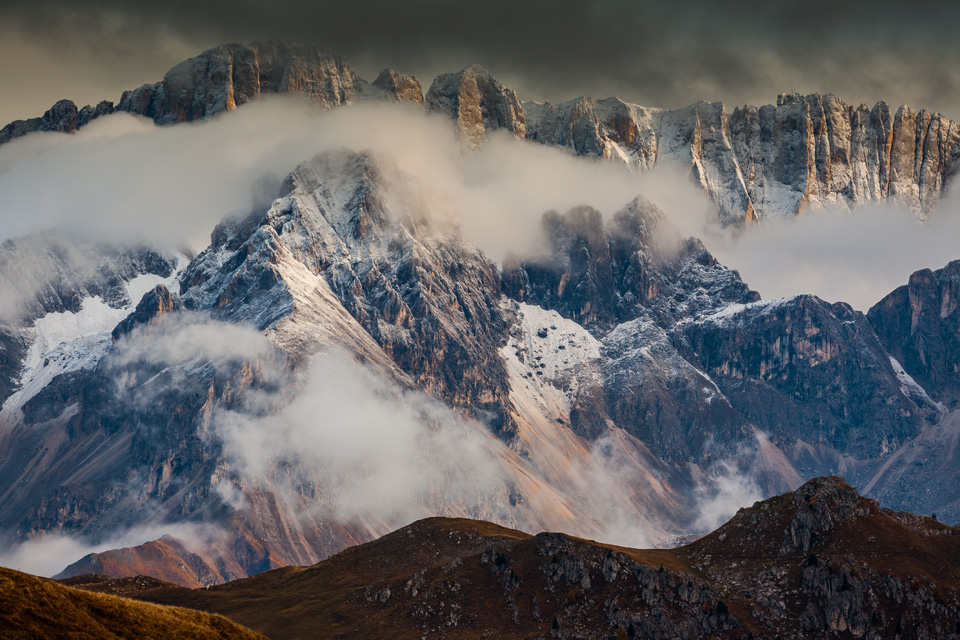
top-left (3, 42), bottom-right (959, 223)
top-left (868, 260), bottom-right (960, 407)
top-left (111, 284), bottom-right (182, 340)
top-left (116, 42), bottom-right (365, 125)
top-left (525, 91), bottom-right (960, 222)
top-left (425, 64), bottom-right (526, 148)
top-left (675, 295), bottom-right (939, 455)
top-left (729, 93), bottom-right (960, 218)
top-left (182, 149), bottom-right (517, 436)
top-left (501, 198), bottom-right (934, 463)
top-left (372, 69), bottom-right (424, 104)
top-left (524, 97), bottom-right (660, 169)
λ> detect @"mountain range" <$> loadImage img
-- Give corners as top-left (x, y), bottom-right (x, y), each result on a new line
top-left (3, 42), bottom-right (959, 224)
top-left (0, 41), bottom-right (959, 591)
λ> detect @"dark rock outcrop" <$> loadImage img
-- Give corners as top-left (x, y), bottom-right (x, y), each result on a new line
top-left (0, 99), bottom-right (80, 144)
top-left (372, 69), bottom-right (424, 104)
top-left (502, 197), bottom-right (758, 332)
top-left (112, 284), bottom-right (183, 340)
top-left (675, 295), bottom-right (940, 455)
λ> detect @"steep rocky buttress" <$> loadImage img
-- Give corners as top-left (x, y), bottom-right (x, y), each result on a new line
top-left (7, 42), bottom-right (957, 223)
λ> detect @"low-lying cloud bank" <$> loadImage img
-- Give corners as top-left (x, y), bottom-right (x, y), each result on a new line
top-left (706, 201), bottom-right (960, 311)
top-left (0, 99), bottom-right (687, 258)
top-left (2, 97), bottom-right (957, 312)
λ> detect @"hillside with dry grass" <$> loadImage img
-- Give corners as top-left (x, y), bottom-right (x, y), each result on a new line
top-left (61, 476), bottom-right (960, 639)
top-left (0, 567), bottom-right (266, 640)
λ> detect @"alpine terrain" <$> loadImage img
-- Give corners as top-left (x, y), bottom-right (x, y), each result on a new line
top-left (0, 41), bottom-right (959, 607)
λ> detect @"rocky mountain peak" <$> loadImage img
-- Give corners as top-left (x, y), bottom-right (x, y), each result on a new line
top-left (116, 42), bottom-right (363, 125)
top-left (0, 98), bottom-right (116, 144)
top-left (868, 259), bottom-right (960, 407)
top-left (111, 284), bottom-right (183, 340)
top-left (693, 476), bottom-right (875, 559)
top-left (781, 476), bottom-right (870, 553)
top-left (4, 42), bottom-right (960, 224)
top-left (425, 64), bottom-right (525, 147)
top-left (372, 69), bottom-right (424, 103)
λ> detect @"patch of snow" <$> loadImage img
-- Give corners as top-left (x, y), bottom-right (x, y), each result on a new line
top-left (2, 257), bottom-right (187, 414)
top-left (508, 303), bottom-right (601, 393)
top-left (889, 356), bottom-right (945, 413)
top-left (695, 296), bottom-right (799, 327)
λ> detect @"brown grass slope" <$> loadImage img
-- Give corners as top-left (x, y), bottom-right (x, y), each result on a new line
top-left (0, 567), bottom-right (267, 640)
top-left (69, 477), bottom-right (960, 640)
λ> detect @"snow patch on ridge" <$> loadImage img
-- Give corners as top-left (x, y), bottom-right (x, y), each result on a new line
top-left (693, 296), bottom-right (799, 327)
top-left (889, 355), bottom-right (945, 413)
top-left (502, 302), bottom-right (601, 407)
top-left (2, 257), bottom-right (187, 413)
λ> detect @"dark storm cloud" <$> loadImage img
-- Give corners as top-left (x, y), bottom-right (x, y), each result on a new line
top-left (2, 0), bottom-right (960, 122)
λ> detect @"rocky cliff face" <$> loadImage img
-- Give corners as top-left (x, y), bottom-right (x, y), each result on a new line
top-left (4, 43), bottom-right (958, 223)
top-left (116, 42), bottom-right (368, 125)
top-left (372, 69), bottom-right (423, 104)
top-left (675, 294), bottom-right (941, 455)
top-left (182, 149), bottom-right (517, 435)
top-left (524, 91), bottom-right (960, 223)
top-left (3, 147), bottom-right (956, 588)
top-left (730, 93), bottom-right (960, 219)
top-left (869, 260), bottom-right (960, 408)
top-left (0, 42), bottom-right (422, 146)
top-left (4, 49), bottom-right (960, 585)
top-left (502, 197), bottom-right (758, 331)
top-left (425, 64), bottom-right (525, 148)
top-left (499, 198), bottom-right (934, 466)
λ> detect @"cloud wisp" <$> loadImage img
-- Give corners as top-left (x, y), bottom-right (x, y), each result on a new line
top-left (706, 200), bottom-right (960, 311)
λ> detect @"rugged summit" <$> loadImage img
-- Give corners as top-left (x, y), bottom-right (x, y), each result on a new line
top-left (0, 42), bottom-right (421, 143)
top-left (4, 42), bottom-right (959, 222)
top-left (425, 64), bottom-right (526, 148)
top-left (116, 42), bottom-right (369, 124)
top-left (525, 91), bottom-right (960, 222)
top-left (3, 41), bottom-right (960, 590)
top-left (869, 260), bottom-right (960, 408)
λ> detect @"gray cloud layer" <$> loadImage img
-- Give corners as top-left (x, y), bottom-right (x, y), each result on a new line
top-left (2, 0), bottom-right (959, 125)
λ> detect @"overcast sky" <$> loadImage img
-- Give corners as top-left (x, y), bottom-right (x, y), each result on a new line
top-left (1, 0), bottom-right (959, 126)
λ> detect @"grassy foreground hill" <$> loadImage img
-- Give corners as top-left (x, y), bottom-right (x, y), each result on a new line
top-left (0, 566), bottom-right (266, 640)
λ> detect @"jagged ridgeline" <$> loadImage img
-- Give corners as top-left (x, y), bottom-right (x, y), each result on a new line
top-left (3, 42), bottom-right (959, 223)
top-left (1, 41), bottom-right (960, 591)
